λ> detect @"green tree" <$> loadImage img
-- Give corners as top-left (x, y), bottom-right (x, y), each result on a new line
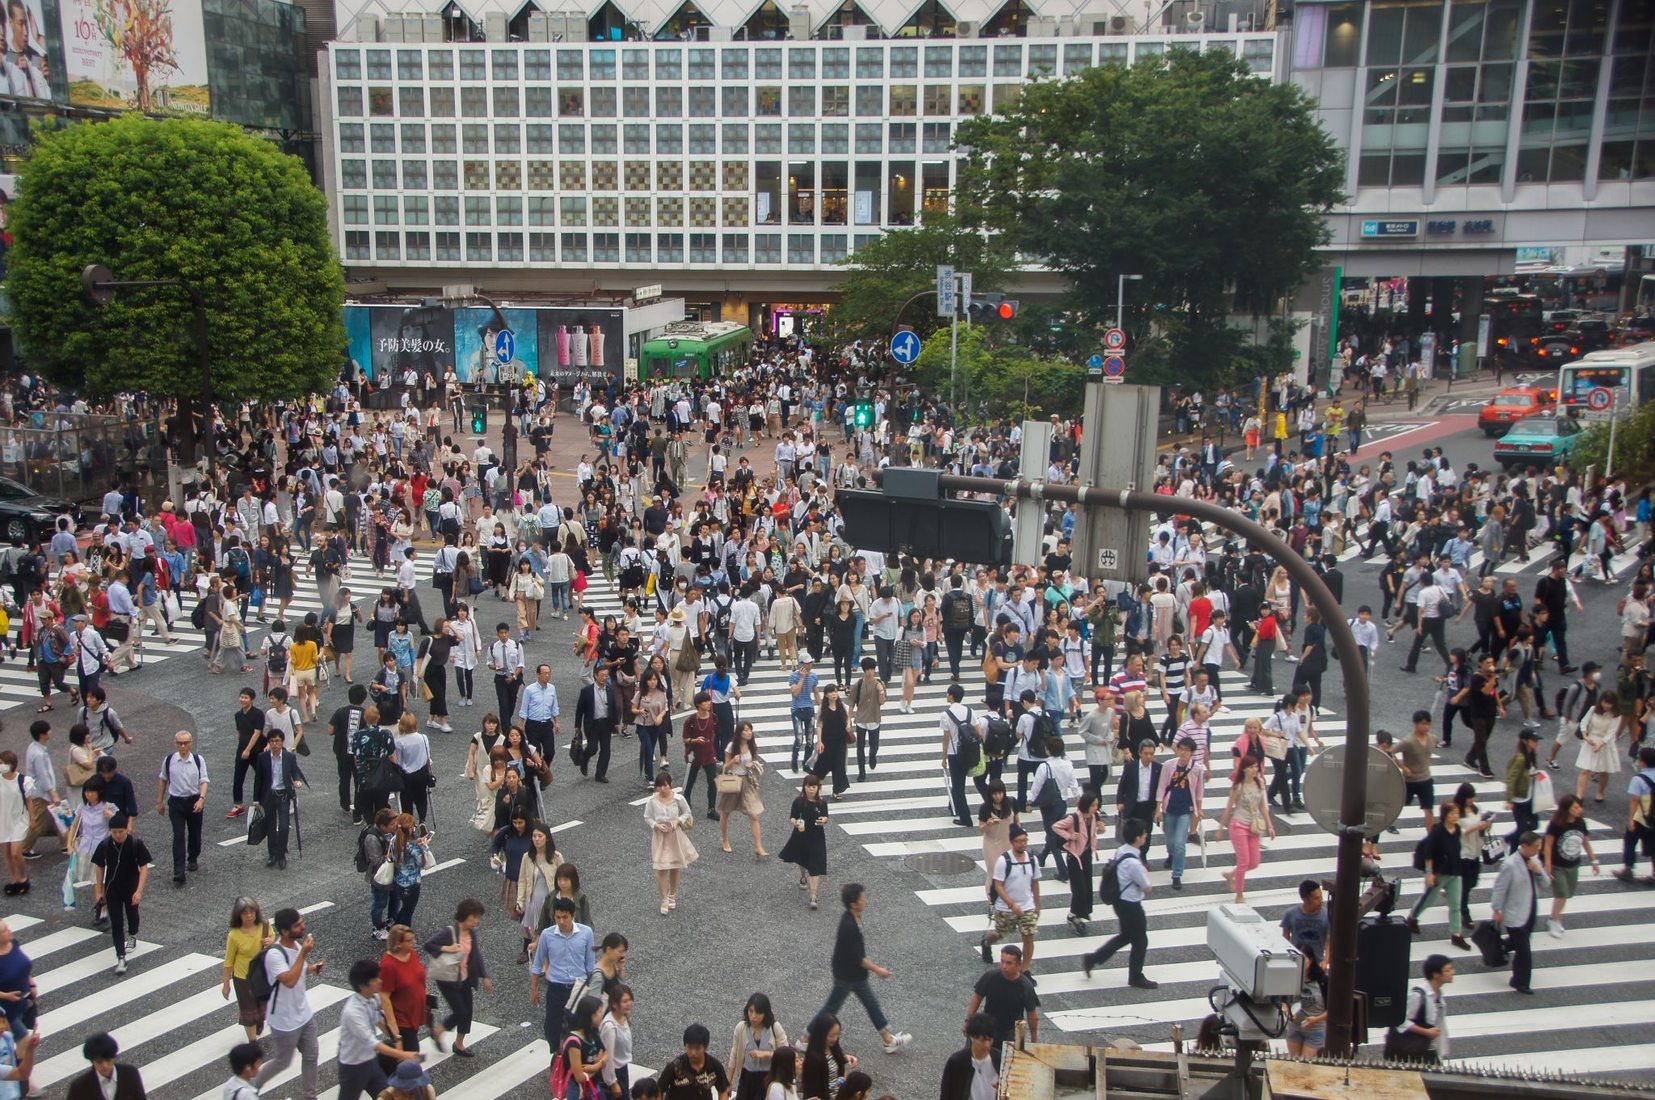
top-left (825, 212), bottom-right (1015, 348)
top-left (954, 48), bottom-right (1344, 387)
top-left (6, 115), bottom-right (346, 403)
top-left (911, 325), bottom-right (1086, 422)
top-left (1572, 401), bottom-right (1655, 484)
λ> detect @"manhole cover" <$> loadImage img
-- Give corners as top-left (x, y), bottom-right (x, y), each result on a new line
top-left (905, 852), bottom-right (978, 875)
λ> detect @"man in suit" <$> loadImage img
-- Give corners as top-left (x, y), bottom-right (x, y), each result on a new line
top-left (1115, 738), bottom-right (1162, 856)
top-left (1491, 830), bottom-right (1546, 995)
top-left (253, 728), bottom-right (306, 870)
top-left (573, 665), bottom-right (621, 783)
top-left (65, 1032), bottom-right (145, 1100)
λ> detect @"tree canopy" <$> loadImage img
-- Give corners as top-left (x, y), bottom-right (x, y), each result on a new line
top-left (954, 48), bottom-right (1344, 386)
top-left (6, 115), bottom-right (346, 401)
top-left (825, 212), bottom-right (1015, 349)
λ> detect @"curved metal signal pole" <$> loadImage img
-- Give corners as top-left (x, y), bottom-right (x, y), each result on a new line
top-left (872, 469), bottom-right (1372, 1058)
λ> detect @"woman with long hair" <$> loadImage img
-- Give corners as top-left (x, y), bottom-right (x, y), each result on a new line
top-left (799, 1012), bottom-right (855, 1100)
top-left (488, 810), bottom-right (533, 910)
top-left (729, 992), bottom-right (789, 1100)
top-left (513, 823), bottom-right (562, 963)
top-left (416, 617), bottom-right (456, 733)
top-left (633, 667), bottom-right (671, 784)
top-left (220, 896), bottom-right (273, 1040)
top-left (1219, 756), bottom-right (1274, 904)
top-left (508, 556), bottom-right (545, 641)
top-left (323, 586), bottom-right (363, 684)
top-left (547, 862), bottom-right (593, 931)
top-left (898, 607), bottom-right (927, 713)
top-left (1451, 782), bottom-right (1493, 931)
top-left (719, 721), bottom-right (768, 859)
top-left (392, 712), bottom-right (434, 823)
top-left (777, 774), bottom-right (829, 909)
top-left (1575, 695), bottom-right (1627, 802)
top-left (556, 995), bottom-right (609, 1097)
top-left (387, 812), bottom-right (431, 927)
top-left (760, 1046), bottom-right (799, 1100)
top-left (1050, 787), bottom-right (1100, 933)
top-left (599, 984), bottom-right (635, 1098)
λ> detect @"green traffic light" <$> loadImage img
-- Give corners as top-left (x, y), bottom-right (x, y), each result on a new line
top-left (471, 411), bottom-right (485, 433)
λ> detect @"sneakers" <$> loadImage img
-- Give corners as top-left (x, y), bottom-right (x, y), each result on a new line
top-left (1066, 914), bottom-right (1087, 935)
top-left (373, 926), bottom-right (390, 940)
top-left (1547, 920), bottom-right (1565, 939)
top-left (125, 934), bottom-right (137, 952)
top-left (113, 958), bottom-right (128, 976)
top-left (882, 1032), bottom-right (913, 1054)
top-left (1171, 877), bottom-right (1183, 891)
top-left (226, 806), bottom-right (246, 819)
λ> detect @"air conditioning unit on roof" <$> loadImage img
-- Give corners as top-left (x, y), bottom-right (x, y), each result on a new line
top-left (1109, 14), bottom-right (1130, 32)
top-left (956, 19), bottom-right (978, 36)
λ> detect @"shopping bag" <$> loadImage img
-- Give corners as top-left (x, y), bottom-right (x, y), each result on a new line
top-left (1471, 919), bottom-right (1508, 966)
top-left (1530, 770), bottom-right (1556, 815)
top-left (61, 850), bottom-right (78, 909)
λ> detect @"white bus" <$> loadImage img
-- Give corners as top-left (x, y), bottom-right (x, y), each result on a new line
top-left (1558, 341), bottom-right (1655, 415)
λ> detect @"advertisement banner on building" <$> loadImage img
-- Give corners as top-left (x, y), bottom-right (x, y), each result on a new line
top-left (535, 308), bottom-right (624, 387)
top-left (345, 304), bottom-right (626, 387)
top-left (2, 0), bottom-right (66, 101)
top-left (455, 306), bottom-right (539, 385)
top-left (61, 0), bottom-right (210, 114)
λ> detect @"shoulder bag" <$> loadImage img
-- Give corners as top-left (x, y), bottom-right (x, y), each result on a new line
top-left (427, 925), bottom-right (463, 982)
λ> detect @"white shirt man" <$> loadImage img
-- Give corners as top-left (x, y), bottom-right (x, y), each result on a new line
top-left (728, 595), bottom-right (762, 644)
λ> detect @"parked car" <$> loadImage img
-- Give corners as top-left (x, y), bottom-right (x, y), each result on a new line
top-left (0, 476), bottom-right (80, 545)
top-left (1492, 416), bottom-right (1588, 468)
top-left (1479, 386), bottom-right (1557, 436)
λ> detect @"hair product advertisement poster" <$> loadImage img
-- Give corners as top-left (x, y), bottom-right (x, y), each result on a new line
top-left (60, 0), bottom-right (210, 114)
top-left (346, 304), bottom-right (626, 387)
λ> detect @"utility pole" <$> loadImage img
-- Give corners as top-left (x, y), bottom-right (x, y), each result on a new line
top-left (1010, 418), bottom-right (1052, 567)
top-left (872, 467), bottom-right (1373, 1058)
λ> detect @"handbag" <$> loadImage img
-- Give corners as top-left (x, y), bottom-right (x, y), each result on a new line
top-left (564, 969), bottom-right (606, 1012)
top-left (419, 844), bottom-right (438, 871)
top-left (715, 772), bottom-right (744, 794)
top-left (1529, 769), bottom-right (1556, 815)
top-left (1382, 989), bottom-right (1437, 1062)
top-left (427, 926), bottom-right (463, 982)
top-left (676, 794), bottom-right (694, 831)
top-left (468, 575), bottom-right (485, 596)
top-left (1479, 832), bottom-right (1504, 866)
top-left (65, 757), bottom-right (96, 787)
top-left (249, 586), bottom-right (266, 608)
top-left (1471, 919), bottom-right (1508, 966)
top-left (1250, 817), bottom-right (1266, 835)
top-left (373, 855), bottom-right (395, 886)
top-left (246, 804), bottom-right (268, 846)
top-left (1261, 732), bottom-right (1289, 761)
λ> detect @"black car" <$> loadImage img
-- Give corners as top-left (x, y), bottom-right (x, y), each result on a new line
top-left (0, 476), bottom-right (80, 545)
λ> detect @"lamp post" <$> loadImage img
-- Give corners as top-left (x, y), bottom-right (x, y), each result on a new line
top-left (1117, 273), bottom-right (1144, 332)
top-left (81, 264), bottom-right (215, 486)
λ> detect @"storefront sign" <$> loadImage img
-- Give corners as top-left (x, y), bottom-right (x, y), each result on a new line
top-left (1360, 220), bottom-right (1420, 239)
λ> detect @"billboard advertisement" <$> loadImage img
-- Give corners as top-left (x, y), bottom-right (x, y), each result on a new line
top-left (60, 0), bottom-right (210, 114)
top-left (345, 304), bottom-right (626, 387)
top-left (3, 0), bottom-right (65, 101)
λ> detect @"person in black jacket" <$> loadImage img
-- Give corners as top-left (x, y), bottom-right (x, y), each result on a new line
top-left (1407, 801), bottom-right (1470, 951)
top-left (573, 666), bottom-right (622, 782)
top-left (252, 730), bottom-right (307, 869)
top-left (939, 1013), bottom-right (999, 1100)
top-left (1115, 740), bottom-right (1162, 848)
top-left (819, 883), bottom-right (912, 1055)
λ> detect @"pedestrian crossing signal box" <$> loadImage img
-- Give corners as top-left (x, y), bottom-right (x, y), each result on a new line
top-left (470, 405), bottom-right (487, 434)
top-left (852, 402), bottom-right (874, 429)
top-left (837, 476), bottom-right (1011, 566)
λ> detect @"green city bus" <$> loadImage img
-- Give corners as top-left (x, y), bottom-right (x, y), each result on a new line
top-left (641, 321), bottom-right (752, 380)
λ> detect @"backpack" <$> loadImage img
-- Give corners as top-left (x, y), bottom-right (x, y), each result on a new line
top-left (1411, 833), bottom-right (1431, 872)
top-left (987, 850), bottom-right (1037, 905)
top-left (353, 823), bottom-right (379, 872)
top-left (947, 592), bottom-right (974, 632)
top-left (949, 705), bottom-right (981, 773)
top-left (1097, 847), bottom-right (1140, 905)
top-left (191, 600), bottom-right (208, 629)
top-left (983, 715), bottom-right (1016, 760)
top-left (1034, 762), bottom-right (1064, 811)
top-left (548, 1034), bottom-right (585, 1099)
top-left (162, 753), bottom-right (206, 783)
top-left (1029, 710), bottom-right (1058, 756)
top-left (247, 943), bottom-right (290, 1008)
top-left (267, 638), bottom-right (290, 674)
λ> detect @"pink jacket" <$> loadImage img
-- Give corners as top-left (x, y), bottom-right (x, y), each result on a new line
top-left (1048, 809), bottom-right (1098, 860)
top-left (1156, 760), bottom-right (1208, 813)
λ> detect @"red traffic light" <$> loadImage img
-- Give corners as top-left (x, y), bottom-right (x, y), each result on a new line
top-left (997, 300), bottom-right (1019, 320)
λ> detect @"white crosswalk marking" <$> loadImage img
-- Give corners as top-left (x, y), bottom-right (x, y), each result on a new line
top-left (567, 571), bottom-right (1655, 1079)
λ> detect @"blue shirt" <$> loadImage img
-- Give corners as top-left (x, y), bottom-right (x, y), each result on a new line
top-left (789, 670), bottom-right (819, 713)
top-left (530, 922), bottom-right (596, 985)
top-left (517, 681), bottom-right (560, 723)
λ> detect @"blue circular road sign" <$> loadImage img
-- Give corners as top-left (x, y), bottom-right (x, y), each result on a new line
top-left (1087, 354), bottom-right (1104, 372)
top-left (494, 329), bottom-right (516, 365)
top-left (890, 330), bottom-right (922, 365)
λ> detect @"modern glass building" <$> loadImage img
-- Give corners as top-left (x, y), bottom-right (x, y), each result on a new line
top-left (318, 0), bottom-right (1655, 320)
top-left (1293, 0), bottom-right (1654, 276)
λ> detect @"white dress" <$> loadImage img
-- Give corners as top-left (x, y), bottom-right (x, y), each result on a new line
top-left (0, 774), bottom-right (37, 845)
top-left (1575, 712), bottom-right (1623, 775)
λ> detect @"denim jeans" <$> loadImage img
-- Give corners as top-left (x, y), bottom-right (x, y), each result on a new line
top-left (549, 581), bottom-right (571, 612)
top-left (370, 885), bottom-right (391, 930)
top-left (821, 977), bottom-right (890, 1034)
top-left (1163, 811), bottom-right (1192, 879)
top-left (791, 708), bottom-right (816, 770)
top-left (638, 723), bottom-right (662, 780)
top-left (390, 881), bottom-right (421, 926)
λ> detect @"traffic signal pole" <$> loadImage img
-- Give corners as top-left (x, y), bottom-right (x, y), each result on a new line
top-left (869, 468), bottom-right (1373, 1058)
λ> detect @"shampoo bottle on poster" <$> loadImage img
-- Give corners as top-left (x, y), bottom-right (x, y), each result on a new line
top-left (570, 323), bottom-right (589, 367)
top-left (588, 324), bottom-right (604, 368)
top-left (556, 325), bottom-right (572, 367)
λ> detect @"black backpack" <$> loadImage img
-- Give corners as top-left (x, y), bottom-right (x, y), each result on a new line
top-left (267, 639), bottom-right (290, 674)
top-left (947, 592), bottom-right (974, 632)
top-left (353, 823), bottom-right (379, 872)
top-left (983, 715), bottom-right (1016, 760)
top-left (949, 706), bottom-right (981, 772)
top-left (190, 600), bottom-right (208, 629)
top-left (1029, 710), bottom-right (1058, 756)
top-left (1097, 847), bottom-right (1140, 905)
top-left (248, 943), bottom-right (289, 1007)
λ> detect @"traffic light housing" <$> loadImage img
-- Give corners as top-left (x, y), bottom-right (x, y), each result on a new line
top-left (996, 299), bottom-right (1019, 320)
top-left (470, 405), bottom-right (487, 434)
top-left (852, 401), bottom-right (874, 429)
top-left (836, 470), bottom-right (1012, 566)
top-left (966, 292), bottom-right (1020, 322)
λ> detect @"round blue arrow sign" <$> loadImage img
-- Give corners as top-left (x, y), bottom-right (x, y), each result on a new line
top-left (494, 329), bottom-right (516, 365)
top-left (890, 330), bottom-right (922, 364)
top-left (1087, 354), bottom-right (1104, 371)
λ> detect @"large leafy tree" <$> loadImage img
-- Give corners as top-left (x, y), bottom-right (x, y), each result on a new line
top-left (826, 212), bottom-right (1015, 348)
top-left (7, 115), bottom-right (346, 402)
top-left (954, 48), bottom-right (1344, 386)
